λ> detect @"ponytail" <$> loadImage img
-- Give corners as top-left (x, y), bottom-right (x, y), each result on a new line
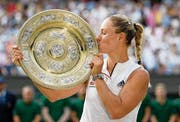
top-left (134, 23), bottom-right (144, 65)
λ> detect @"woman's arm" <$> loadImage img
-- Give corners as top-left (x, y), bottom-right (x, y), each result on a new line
top-left (94, 68), bottom-right (149, 119)
top-left (34, 82), bottom-right (84, 102)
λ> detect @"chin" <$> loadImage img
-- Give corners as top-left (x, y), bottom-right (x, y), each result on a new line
top-left (99, 49), bottom-right (103, 53)
top-left (98, 47), bottom-right (103, 53)
top-left (99, 49), bottom-right (106, 54)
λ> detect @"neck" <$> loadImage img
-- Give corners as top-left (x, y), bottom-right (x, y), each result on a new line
top-left (107, 46), bottom-right (129, 73)
top-left (157, 97), bottom-right (166, 105)
top-left (108, 47), bottom-right (129, 65)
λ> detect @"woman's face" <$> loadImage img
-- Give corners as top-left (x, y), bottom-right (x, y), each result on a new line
top-left (96, 18), bottom-right (122, 54)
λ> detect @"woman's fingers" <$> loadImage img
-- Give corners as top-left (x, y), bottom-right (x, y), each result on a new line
top-left (92, 54), bottom-right (103, 65)
top-left (12, 56), bottom-right (21, 66)
top-left (89, 62), bottom-right (94, 69)
top-left (11, 45), bottom-right (23, 66)
top-left (93, 53), bottom-right (103, 57)
top-left (90, 53), bottom-right (104, 75)
top-left (12, 59), bottom-right (21, 66)
top-left (12, 52), bottom-right (23, 59)
top-left (12, 45), bottom-right (19, 48)
top-left (13, 52), bottom-right (23, 58)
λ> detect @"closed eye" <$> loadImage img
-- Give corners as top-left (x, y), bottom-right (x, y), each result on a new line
top-left (102, 32), bottom-right (106, 35)
top-left (99, 29), bottom-right (107, 36)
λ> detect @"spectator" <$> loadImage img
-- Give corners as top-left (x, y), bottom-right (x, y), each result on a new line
top-left (1, 0), bottom-right (180, 75)
top-left (13, 86), bottom-right (41, 122)
top-left (174, 85), bottom-right (180, 122)
top-left (150, 83), bottom-right (177, 122)
top-left (137, 93), bottom-right (151, 122)
top-left (41, 95), bottom-right (71, 122)
top-left (0, 76), bottom-right (16, 122)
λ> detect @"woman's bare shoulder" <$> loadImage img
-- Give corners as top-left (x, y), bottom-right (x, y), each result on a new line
top-left (128, 67), bottom-right (150, 84)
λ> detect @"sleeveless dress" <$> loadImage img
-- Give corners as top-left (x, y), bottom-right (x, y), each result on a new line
top-left (80, 59), bottom-right (142, 122)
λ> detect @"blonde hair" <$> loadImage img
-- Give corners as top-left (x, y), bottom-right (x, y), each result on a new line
top-left (134, 23), bottom-right (144, 64)
top-left (110, 14), bottom-right (144, 64)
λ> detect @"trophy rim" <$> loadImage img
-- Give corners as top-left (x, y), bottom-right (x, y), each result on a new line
top-left (17, 9), bottom-right (98, 89)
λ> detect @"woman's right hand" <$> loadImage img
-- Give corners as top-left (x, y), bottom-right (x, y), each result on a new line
top-left (11, 45), bottom-right (23, 66)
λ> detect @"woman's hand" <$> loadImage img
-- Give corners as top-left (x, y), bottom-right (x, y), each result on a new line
top-left (11, 45), bottom-right (23, 66)
top-left (90, 53), bottom-right (104, 75)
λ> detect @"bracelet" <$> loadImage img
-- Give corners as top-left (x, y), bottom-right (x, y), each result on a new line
top-left (92, 73), bottom-right (104, 81)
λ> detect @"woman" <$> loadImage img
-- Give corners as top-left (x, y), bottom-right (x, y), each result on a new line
top-left (12, 14), bottom-right (150, 122)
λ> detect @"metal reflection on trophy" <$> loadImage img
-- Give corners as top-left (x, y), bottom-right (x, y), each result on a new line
top-left (17, 9), bottom-right (98, 89)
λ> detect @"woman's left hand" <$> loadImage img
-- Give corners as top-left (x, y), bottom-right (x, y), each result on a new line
top-left (90, 53), bottom-right (104, 75)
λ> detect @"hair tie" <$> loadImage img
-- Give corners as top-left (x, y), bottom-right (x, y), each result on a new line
top-left (133, 23), bottom-right (137, 32)
top-left (137, 60), bottom-right (141, 65)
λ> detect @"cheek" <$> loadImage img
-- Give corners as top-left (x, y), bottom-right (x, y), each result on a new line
top-left (98, 34), bottom-right (118, 53)
top-left (99, 40), bottom-right (111, 53)
top-left (100, 35), bottom-right (112, 46)
top-left (99, 37), bottom-right (108, 48)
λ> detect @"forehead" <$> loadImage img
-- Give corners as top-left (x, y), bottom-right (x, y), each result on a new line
top-left (100, 18), bottom-right (114, 30)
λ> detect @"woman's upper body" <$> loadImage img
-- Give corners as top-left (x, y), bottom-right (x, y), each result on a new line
top-left (11, 14), bottom-right (150, 121)
top-left (81, 14), bottom-right (149, 121)
top-left (85, 15), bottom-right (149, 121)
top-left (80, 57), bottom-right (145, 122)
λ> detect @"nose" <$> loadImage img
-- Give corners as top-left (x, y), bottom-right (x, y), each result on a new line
top-left (96, 33), bottom-right (101, 44)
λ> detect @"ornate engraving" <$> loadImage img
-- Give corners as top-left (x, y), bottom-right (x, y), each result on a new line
top-left (48, 61), bottom-right (64, 72)
top-left (21, 28), bottom-right (33, 44)
top-left (35, 41), bottom-right (46, 56)
top-left (50, 31), bottom-right (66, 40)
top-left (40, 14), bottom-right (56, 23)
top-left (86, 36), bottom-right (94, 48)
top-left (50, 44), bottom-right (64, 58)
top-left (22, 50), bottom-right (30, 62)
top-left (68, 46), bottom-right (79, 60)
top-left (17, 9), bottom-right (98, 89)
top-left (64, 16), bottom-right (79, 27)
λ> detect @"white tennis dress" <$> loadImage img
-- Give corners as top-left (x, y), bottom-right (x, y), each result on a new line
top-left (80, 59), bottom-right (142, 122)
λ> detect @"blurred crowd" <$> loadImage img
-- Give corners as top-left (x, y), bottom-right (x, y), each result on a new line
top-left (0, 1), bottom-right (180, 122)
top-left (0, 75), bottom-right (85, 122)
top-left (0, 0), bottom-right (180, 75)
top-left (0, 75), bottom-right (180, 122)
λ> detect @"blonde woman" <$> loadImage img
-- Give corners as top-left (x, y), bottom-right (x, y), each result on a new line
top-left (12, 14), bottom-right (150, 122)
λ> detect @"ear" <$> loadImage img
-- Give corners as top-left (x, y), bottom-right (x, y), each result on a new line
top-left (118, 32), bottom-right (126, 41)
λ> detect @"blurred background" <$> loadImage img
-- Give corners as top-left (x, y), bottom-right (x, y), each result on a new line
top-left (0, 0), bottom-right (179, 122)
